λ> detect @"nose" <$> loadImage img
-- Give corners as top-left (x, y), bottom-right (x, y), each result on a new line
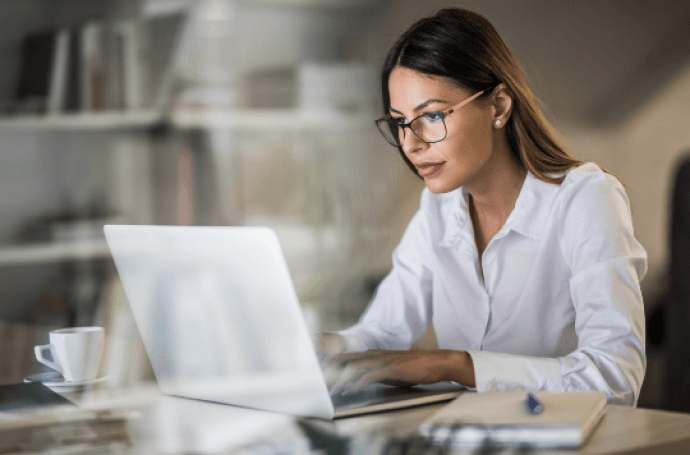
top-left (400, 126), bottom-right (425, 156)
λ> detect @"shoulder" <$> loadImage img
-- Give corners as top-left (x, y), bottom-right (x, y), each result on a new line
top-left (559, 162), bottom-right (625, 197)
top-left (556, 162), bottom-right (630, 226)
top-left (544, 162), bottom-right (629, 227)
top-left (554, 163), bottom-right (642, 271)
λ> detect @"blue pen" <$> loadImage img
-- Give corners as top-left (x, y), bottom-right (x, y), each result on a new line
top-left (525, 392), bottom-right (543, 414)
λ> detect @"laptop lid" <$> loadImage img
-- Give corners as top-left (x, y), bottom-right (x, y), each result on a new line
top-left (104, 225), bottom-right (335, 419)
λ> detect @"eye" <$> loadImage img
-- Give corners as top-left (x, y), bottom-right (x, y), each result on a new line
top-left (390, 117), bottom-right (407, 127)
top-left (421, 112), bottom-right (444, 124)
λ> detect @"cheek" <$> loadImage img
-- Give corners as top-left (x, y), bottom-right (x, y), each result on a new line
top-left (444, 123), bottom-right (493, 165)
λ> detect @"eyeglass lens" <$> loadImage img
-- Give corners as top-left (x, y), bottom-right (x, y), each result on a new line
top-left (377, 115), bottom-right (447, 147)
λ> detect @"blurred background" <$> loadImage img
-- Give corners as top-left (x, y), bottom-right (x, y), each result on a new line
top-left (0, 0), bottom-right (688, 411)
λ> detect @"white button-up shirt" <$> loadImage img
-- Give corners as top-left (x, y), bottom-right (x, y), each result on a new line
top-left (339, 163), bottom-right (647, 406)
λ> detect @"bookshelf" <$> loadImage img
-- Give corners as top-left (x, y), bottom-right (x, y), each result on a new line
top-left (0, 110), bottom-right (161, 131)
top-left (0, 106), bottom-right (368, 269)
top-left (0, 240), bottom-right (111, 265)
top-left (172, 108), bottom-right (369, 131)
top-left (0, 0), bottom-right (383, 388)
top-left (0, 109), bottom-right (368, 132)
top-left (0, 0), bottom-right (380, 274)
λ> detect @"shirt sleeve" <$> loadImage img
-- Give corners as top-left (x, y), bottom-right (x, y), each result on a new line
top-left (338, 193), bottom-right (434, 352)
top-left (467, 170), bottom-right (647, 406)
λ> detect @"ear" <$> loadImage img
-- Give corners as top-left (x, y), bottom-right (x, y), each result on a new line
top-left (491, 83), bottom-right (513, 129)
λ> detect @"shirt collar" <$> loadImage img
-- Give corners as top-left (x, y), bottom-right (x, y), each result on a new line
top-left (438, 171), bottom-right (561, 248)
top-left (504, 171), bottom-right (560, 240)
top-left (438, 188), bottom-right (472, 248)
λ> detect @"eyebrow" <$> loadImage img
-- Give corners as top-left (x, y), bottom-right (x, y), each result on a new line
top-left (389, 99), bottom-right (448, 116)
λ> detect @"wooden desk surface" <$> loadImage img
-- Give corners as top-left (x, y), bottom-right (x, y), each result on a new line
top-left (57, 385), bottom-right (690, 454)
top-left (334, 402), bottom-right (690, 455)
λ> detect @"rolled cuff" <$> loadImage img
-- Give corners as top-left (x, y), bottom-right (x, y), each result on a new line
top-left (466, 350), bottom-right (563, 392)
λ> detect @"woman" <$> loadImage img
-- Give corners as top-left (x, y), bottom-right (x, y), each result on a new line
top-left (319, 8), bottom-right (646, 406)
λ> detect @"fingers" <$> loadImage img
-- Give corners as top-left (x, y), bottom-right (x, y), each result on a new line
top-left (320, 358), bottom-right (342, 386)
top-left (322, 350), bottom-right (384, 387)
top-left (314, 333), bottom-right (347, 364)
top-left (346, 368), bottom-right (392, 394)
top-left (330, 363), bottom-right (366, 394)
top-left (330, 359), bottom-right (384, 394)
top-left (326, 350), bottom-right (428, 395)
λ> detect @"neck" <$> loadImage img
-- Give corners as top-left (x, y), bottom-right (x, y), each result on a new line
top-left (465, 141), bottom-right (526, 223)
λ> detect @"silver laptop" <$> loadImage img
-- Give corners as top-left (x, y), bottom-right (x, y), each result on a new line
top-left (104, 225), bottom-right (463, 419)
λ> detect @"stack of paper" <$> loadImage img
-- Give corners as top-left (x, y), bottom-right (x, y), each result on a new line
top-left (0, 406), bottom-right (133, 453)
top-left (419, 391), bottom-right (606, 449)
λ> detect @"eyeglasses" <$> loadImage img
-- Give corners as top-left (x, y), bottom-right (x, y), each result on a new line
top-left (375, 90), bottom-right (485, 147)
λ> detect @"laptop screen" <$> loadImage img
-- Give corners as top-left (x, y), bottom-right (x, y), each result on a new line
top-left (105, 225), bottom-right (334, 418)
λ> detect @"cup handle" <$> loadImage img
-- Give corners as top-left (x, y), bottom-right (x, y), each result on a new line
top-left (34, 344), bottom-right (62, 373)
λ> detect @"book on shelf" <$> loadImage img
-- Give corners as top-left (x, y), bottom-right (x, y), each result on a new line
top-left (419, 391), bottom-right (607, 449)
top-left (15, 29), bottom-right (58, 114)
top-left (91, 20), bottom-right (143, 112)
top-left (115, 20), bottom-right (148, 111)
top-left (47, 28), bottom-right (70, 115)
top-left (64, 27), bottom-right (82, 112)
top-left (80, 21), bottom-right (107, 112)
top-left (105, 21), bottom-right (126, 111)
top-left (14, 13), bottom-right (186, 118)
top-left (145, 11), bottom-right (187, 111)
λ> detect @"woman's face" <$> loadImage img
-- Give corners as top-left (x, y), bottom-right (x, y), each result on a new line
top-left (388, 67), bottom-right (497, 194)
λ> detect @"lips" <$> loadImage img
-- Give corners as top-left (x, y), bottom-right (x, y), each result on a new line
top-left (415, 161), bottom-right (445, 177)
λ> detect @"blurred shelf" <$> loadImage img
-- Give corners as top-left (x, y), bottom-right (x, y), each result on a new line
top-left (0, 109), bottom-right (370, 132)
top-left (0, 110), bottom-right (162, 131)
top-left (171, 108), bottom-right (370, 130)
top-left (238, 0), bottom-right (375, 7)
top-left (142, 0), bottom-right (374, 16)
top-left (0, 240), bottom-right (111, 265)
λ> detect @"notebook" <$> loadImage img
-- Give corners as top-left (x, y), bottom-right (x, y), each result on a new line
top-left (420, 391), bottom-right (606, 449)
top-left (104, 225), bottom-right (464, 419)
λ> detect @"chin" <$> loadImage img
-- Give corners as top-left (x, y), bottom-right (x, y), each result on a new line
top-left (425, 179), bottom-right (460, 194)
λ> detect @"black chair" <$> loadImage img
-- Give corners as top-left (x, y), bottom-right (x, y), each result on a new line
top-left (663, 155), bottom-right (690, 412)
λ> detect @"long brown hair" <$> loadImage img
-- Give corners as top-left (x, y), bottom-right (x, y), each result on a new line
top-left (381, 8), bottom-right (583, 184)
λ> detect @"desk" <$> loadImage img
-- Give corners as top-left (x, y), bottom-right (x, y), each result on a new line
top-left (335, 402), bottom-right (690, 455)
top-left (13, 385), bottom-right (690, 455)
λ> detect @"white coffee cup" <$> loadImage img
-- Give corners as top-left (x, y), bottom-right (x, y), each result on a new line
top-left (34, 327), bottom-right (104, 382)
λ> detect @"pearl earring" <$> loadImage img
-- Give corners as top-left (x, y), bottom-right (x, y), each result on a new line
top-left (495, 120), bottom-right (502, 126)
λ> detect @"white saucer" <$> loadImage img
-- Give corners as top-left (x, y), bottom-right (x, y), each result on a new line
top-left (24, 372), bottom-right (109, 392)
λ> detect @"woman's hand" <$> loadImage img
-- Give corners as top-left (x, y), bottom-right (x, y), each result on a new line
top-left (314, 332), bottom-right (347, 362)
top-left (328, 349), bottom-right (475, 394)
